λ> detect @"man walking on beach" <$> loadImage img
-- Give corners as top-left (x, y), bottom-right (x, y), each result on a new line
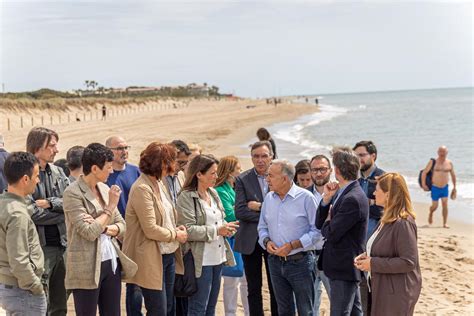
top-left (421, 145), bottom-right (457, 228)
top-left (258, 160), bottom-right (319, 315)
top-left (353, 141), bottom-right (385, 239)
top-left (105, 135), bottom-right (142, 316)
top-left (0, 152), bottom-right (47, 315)
top-left (308, 154), bottom-right (332, 315)
top-left (0, 134), bottom-right (8, 193)
top-left (27, 127), bottom-right (70, 316)
top-left (235, 141), bottom-right (278, 316)
top-left (316, 147), bottom-right (368, 316)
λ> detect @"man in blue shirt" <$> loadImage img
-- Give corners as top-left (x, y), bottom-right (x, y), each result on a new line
top-left (105, 135), bottom-right (141, 316)
top-left (258, 159), bottom-right (320, 315)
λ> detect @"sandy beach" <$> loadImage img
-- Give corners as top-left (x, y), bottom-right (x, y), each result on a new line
top-left (1, 98), bottom-right (473, 315)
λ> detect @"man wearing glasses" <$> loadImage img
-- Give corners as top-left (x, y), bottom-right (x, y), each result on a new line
top-left (105, 135), bottom-right (141, 316)
top-left (308, 154), bottom-right (332, 316)
top-left (235, 141), bottom-right (278, 316)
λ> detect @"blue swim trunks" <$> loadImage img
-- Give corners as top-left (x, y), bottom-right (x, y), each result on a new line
top-left (431, 185), bottom-right (449, 201)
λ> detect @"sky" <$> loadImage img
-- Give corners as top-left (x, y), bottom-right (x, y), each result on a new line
top-left (0, 0), bottom-right (472, 97)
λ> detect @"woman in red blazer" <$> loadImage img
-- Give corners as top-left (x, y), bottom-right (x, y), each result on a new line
top-left (354, 172), bottom-right (422, 316)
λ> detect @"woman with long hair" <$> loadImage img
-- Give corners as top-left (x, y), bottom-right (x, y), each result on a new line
top-left (354, 172), bottom-right (422, 316)
top-left (214, 156), bottom-right (249, 316)
top-left (176, 154), bottom-right (239, 315)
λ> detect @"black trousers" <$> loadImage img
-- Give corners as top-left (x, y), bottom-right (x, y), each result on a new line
top-left (242, 242), bottom-right (278, 316)
top-left (72, 260), bottom-right (122, 316)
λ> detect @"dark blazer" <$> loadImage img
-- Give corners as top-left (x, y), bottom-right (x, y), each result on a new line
top-left (359, 166), bottom-right (385, 221)
top-left (370, 217), bottom-right (422, 316)
top-left (316, 181), bottom-right (369, 281)
top-left (0, 148), bottom-right (8, 193)
top-left (234, 168), bottom-right (264, 255)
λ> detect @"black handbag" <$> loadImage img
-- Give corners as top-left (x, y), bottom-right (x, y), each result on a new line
top-left (174, 249), bottom-right (197, 297)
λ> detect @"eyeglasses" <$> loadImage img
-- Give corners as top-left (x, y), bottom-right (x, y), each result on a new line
top-left (310, 167), bottom-right (330, 174)
top-left (109, 146), bottom-right (131, 151)
top-left (252, 154), bottom-right (271, 159)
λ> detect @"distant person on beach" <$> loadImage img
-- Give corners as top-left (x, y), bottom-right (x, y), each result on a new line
top-left (258, 159), bottom-right (320, 315)
top-left (0, 152), bottom-right (46, 315)
top-left (294, 159), bottom-right (312, 188)
top-left (421, 146), bottom-right (457, 228)
top-left (316, 147), bottom-right (368, 316)
top-left (355, 173), bottom-right (422, 316)
top-left (315, 98), bottom-right (319, 105)
top-left (105, 135), bottom-right (142, 315)
top-left (234, 141), bottom-right (279, 315)
top-left (0, 134), bottom-right (9, 193)
top-left (27, 127), bottom-right (71, 316)
top-left (102, 105), bottom-right (107, 120)
top-left (353, 141), bottom-right (385, 239)
top-left (66, 145), bottom-right (85, 183)
top-left (308, 154), bottom-right (332, 316)
top-left (256, 127), bottom-right (278, 159)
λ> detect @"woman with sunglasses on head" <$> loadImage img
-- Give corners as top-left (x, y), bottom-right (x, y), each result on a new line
top-left (354, 172), bottom-right (422, 316)
top-left (177, 154), bottom-right (239, 316)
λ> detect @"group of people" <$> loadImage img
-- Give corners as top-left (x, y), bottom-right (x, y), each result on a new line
top-left (0, 125), bottom-right (455, 316)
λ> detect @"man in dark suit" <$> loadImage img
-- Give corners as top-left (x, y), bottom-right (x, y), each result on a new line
top-left (235, 141), bottom-right (278, 316)
top-left (316, 147), bottom-right (368, 316)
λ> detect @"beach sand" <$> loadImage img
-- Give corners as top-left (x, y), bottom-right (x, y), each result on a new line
top-left (1, 98), bottom-right (472, 315)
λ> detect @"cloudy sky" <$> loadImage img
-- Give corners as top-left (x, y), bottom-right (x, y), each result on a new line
top-left (1, 1), bottom-right (472, 97)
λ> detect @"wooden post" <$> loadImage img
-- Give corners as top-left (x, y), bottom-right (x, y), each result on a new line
top-left (90, 112), bottom-right (92, 120)
top-left (7, 118), bottom-right (10, 131)
top-left (21, 117), bottom-right (23, 128)
top-left (68, 114), bottom-right (70, 123)
top-left (31, 116), bottom-right (34, 126)
top-left (41, 116), bottom-right (44, 125)
top-left (83, 113), bottom-right (86, 121)
top-left (58, 115), bottom-right (61, 124)
top-left (50, 116), bottom-right (53, 125)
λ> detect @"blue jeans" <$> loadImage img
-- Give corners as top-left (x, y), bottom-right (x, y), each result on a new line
top-left (366, 218), bottom-right (379, 241)
top-left (0, 283), bottom-right (47, 315)
top-left (268, 252), bottom-right (316, 316)
top-left (187, 264), bottom-right (223, 316)
top-left (126, 283), bottom-right (143, 316)
top-left (329, 279), bottom-right (363, 316)
top-left (314, 255), bottom-right (331, 316)
top-left (140, 254), bottom-right (176, 316)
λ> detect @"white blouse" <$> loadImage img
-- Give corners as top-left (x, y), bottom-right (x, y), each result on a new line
top-left (366, 224), bottom-right (383, 291)
top-left (201, 197), bottom-right (227, 266)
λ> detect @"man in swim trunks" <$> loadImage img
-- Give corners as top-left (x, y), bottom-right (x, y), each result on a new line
top-left (421, 146), bottom-right (457, 228)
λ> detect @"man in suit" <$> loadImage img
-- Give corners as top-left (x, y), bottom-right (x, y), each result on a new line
top-left (235, 141), bottom-right (278, 315)
top-left (316, 147), bottom-right (369, 316)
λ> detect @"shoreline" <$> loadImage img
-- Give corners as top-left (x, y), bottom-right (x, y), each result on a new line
top-left (1, 98), bottom-right (473, 315)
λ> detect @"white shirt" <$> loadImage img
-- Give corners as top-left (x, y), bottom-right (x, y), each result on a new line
top-left (201, 197), bottom-right (226, 266)
top-left (312, 186), bottom-right (325, 250)
top-left (366, 224), bottom-right (383, 291)
top-left (159, 192), bottom-right (180, 254)
top-left (100, 234), bottom-right (118, 274)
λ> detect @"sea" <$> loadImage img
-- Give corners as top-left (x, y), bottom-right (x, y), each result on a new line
top-left (263, 87), bottom-right (474, 224)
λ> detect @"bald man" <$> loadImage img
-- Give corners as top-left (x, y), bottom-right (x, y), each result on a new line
top-left (421, 146), bottom-right (457, 228)
top-left (105, 136), bottom-right (142, 316)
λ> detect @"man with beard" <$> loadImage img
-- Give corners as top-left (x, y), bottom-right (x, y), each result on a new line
top-left (308, 154), bottom-right (332, 316)
top-left (353, 141), bottom-right (385, 315)
top-left (352, 141), bottom-right (385, 239)
top-left (105, 136), bottom-right (142, 316)
top-left (26, 127), bottom-right (70, 316)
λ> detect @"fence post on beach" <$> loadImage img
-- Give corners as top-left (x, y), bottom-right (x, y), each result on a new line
top-left (58, 115), bottom-right (61, 124)
top-left (50, 116), bottom-right (53, 125)
top-left (68, 114), bottom-right (70, 123)
top-left (31, 116), bottom-right (34, 126)
top-left (83, 113), bottom-right (86, 121)
top-left (41, 116), bottom-right (44, 125)
top-left (20, 117), bottom-right (23, 128)
top-left (7, 118), bottom-right (10, 131)
top-left (90, 112), bottom-right (92, 120)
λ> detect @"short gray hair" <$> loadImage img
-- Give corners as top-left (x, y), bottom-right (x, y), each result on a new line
top-left (271, 159), bottom-right (295, 181)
